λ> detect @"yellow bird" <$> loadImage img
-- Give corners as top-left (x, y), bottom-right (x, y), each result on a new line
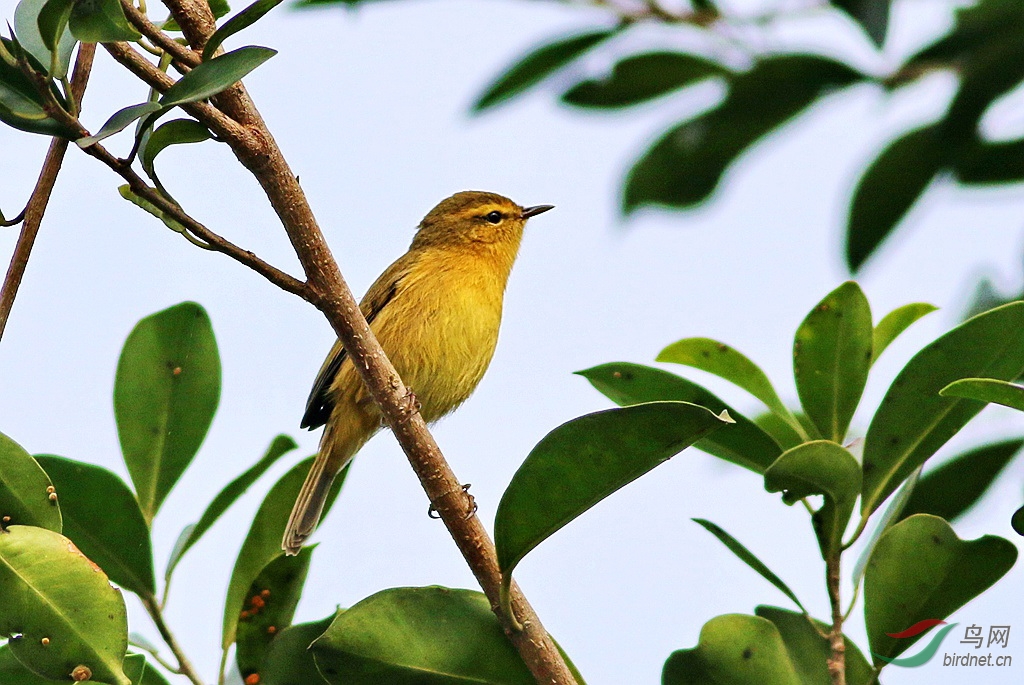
top-left (283, 191), bottom-right (553, 554)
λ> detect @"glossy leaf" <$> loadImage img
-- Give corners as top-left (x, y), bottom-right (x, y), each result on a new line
top-left (662, 613), bottom-right (799, 685)
top-left (166, 434), bottom-right (298, 581)
top-left (68, 0), bottom-right (139, 43)
top-left (34, 455), bottom-right (155, 596)
top-left (940, 377), bottom-right (1024, 411)
top-left (473, 29), bottom-right (616, 111)
top-left (562, 51), bottom-right (727, 109)
top-left (222, 457), bottom-right (348, 649)
top-left (846, 125), bottom-right (947, 272)
top-left (864, 514), bottom-right (1017, 661)
top-left (577, 362), bottom-right (781, 473)
top-left (76, 101), bottom-right (163, 148)
top-left (901, 438), bottom-right (1024, 522)
top-left (204, 0), bottom-right (286, 61)
top-left (0, 526), bottom-right (130, 685)
top-left (624, 55), bottom-right (863, 212)
top-left (861, 302), bottom-right (1024, 516)
top-left (141, 119), bottom-right (214, 181)
top-left (0, 432), bottom-right (61, 532)
top-left (764, 441), bottom-right (861, 555)
top-left (163, 46), bottom-right (273, 106)
top-left (793, 282), bottom-right (872, 441)
top-left (114, 302), bottom-right (221, 524)
top-left (19, 0), bottom-right (74, 77)
top-left (312, 587), bottom-right (536, 684)
top-left (495, 402), bottom-right (730, 581)
top-left (832, 0), bottom-right (891, 46)
top-left (261, 615), bottom-right (335, 685)
top-left (693, 518), bottom-right (806, 613)
top-left (755, 606), bottom-right (875, 685)
top-left (871, 302), bottom-right (937, 363)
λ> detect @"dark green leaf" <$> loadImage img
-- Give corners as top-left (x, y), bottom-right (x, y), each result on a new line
top-left (940, 377), bottom-right (1024, 411)
top-left (865, 514), bottom-right (1017, 662)
top-left (165, 434), bottom-right (298, 582)
top-left (562, 51), bottom-right (727, 109)
top-left (0, 432), bottom-right (61, 532)
top-left (693, 518), bottom-right (806, 613)
top-left (261, 615), bottom-right (335, 685)
top-left (576, 362), bottom-right (781, 473)
top-left (311, 587), bottom-right (536, 685)
top-left (204, 0), bottom-right (285, 61)
top-left (901, 439), bottom-right (1024, 522)
top-left (114, 302), bottom-right (221, 524)
top-left (832, 1), bottom-right (891, 46)
top-left (22, 0), bottom-right (74, 76)
top-left (846, 125), bottom-right (947, 272)
top-left (753, 412), bottom-right (804, 451)
top-left (871, 302), bottom-right (937, 363)
top-left (36, 0), bottom-right (73, 54)
top-left (76, 101), bottom-right (162, 147)
top-left (0, 38), bottom-right (75, 137)
top-left (755, 606), bottom-right (876, 685)
top-left (793, 282), bottom-right (873, 441)
top-left (0, 526), bottom-right (130, 685)
top-left (0, 643), bottom-right (75, 684)
top-left (34, 455), bottom-right (155, 596)
top-left (141, 118), bottom-right (214, 181)
top-left (68, 0), bottom-right (140, 43)
top-left (473, 29), bottom-right (616, 112)
top-left (861, 302), bottom-right (1024, 515)
top-left (624, 55), bottom-right (863, 212)
top-left (662, 614), bottom-right (799, 685)
top-left (904, 0), bottom-right (1024, 67)
top-left (763, 441), bottom-right (861, 555)
top-left (954, 137), bottom-right (1024, 184)
top-left (161, 46), bottom-right (276, 107)
top-left (1012, 504), bottom-right (1024, 535)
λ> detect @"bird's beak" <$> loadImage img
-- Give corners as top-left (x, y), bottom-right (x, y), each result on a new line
top-left (521, 204), bottom-right (554, 219)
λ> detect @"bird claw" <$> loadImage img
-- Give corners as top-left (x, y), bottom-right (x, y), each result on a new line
top-left (400, 388), bottom-right (422, 418)
top-left (427, 483), bottom-right (477, 520)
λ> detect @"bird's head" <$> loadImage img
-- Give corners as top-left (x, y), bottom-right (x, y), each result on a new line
top-left (411, 191), bottom-right (553, 252)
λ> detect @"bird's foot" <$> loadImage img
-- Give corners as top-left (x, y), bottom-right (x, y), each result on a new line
top-left (398, 387), bottom-right (421, 419)
top-left (427, 483), bottom-right (478, 520)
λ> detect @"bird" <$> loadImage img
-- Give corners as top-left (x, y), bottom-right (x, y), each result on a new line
top-left (282, 191), bottom-right (553, 555)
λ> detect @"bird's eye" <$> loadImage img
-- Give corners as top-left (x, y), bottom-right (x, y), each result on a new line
top-left (485, 211), bottom-right (502, 224)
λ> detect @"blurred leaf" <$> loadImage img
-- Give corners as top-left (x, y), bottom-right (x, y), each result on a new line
top-left (871, 302), bottom-right (937, 363)
top-left (901, 438), bottom-right (1024, 522)
top-left (846, 125), bottom-right (947, 272)
top-left (905, 0), bottom-right (1024, 67)
top-left (162, 45), bottom-right (276, 106)
top-left (851, 466), bottom-right (921, 592)
top-left (18, 0), bottom-right (75, 77)
top-left (117, 185), bottom-right (189, 234)
top-left (577, 362), bottom-right (781, 473)
top-left (754, 412), bottom-right (804, 451)
top-left (1012, 504), bottom-right (1024, 535)
top-left (494, 402), bottom-right (730, 583)
top-left (941, 377), bottom-right (1024, 411)
top-left (222, 457), bottom-right (348, 650)
top-left (963, 275), bottom-right (1022, 320)
top-left (692, 518), bottom-right (806, 613)
top-left (861, 302), bottom-right (1024, 516)
top-left (755, 606), bottom-right (876, 685)
top-left (793, 282), bottom-right (872, 441)
top-left (114, 301), bottom-right (221, 525)
top-left (954, 137), bottom-right (1024, 184)
top-left (141, 118), bottom-right (214, 181)
top-left (76, 101), bottom-right (163, 147)
top-left (662, 613), bottom-right (799, 685)
top-left (204, 0), bottom-right (286, 60)
top-left (311, 587), bottom-right (536, 684)
top-left (764, 441), bottom-right (861, 555)
top-left (832, 0), bottom-right (891, 46)
top-left (261, 614), bottom-right (335, 685)
top-left (624, 55), bottom-right (863, 212)
top-left (865, 514), bottom-right (1017, 662)
top-left (0, 432), bottom-right (61, 532)
top-left (473, 29), bottom-right (616, 112)
top-left (34, 455), bottom-right (155, 596)
top-left (166, 434), bottom-right (298, 582)
top-left (562, 51), bottom-right (727, 109)
top-left (236, 548), bottom-right (314, 680)
top-left (0, 526), bottom-right (130, 685)
top-left (68, 0), bottom-right (140, 43)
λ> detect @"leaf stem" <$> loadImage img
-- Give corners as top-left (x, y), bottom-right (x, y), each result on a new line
top-left (141, 592), bottom-right (205, 685)
top-left (825, 552), bottom-right (846, 685)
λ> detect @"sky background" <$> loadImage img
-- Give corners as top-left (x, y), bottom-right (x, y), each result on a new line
top-left (2, 0), bottom-right (1024, 683)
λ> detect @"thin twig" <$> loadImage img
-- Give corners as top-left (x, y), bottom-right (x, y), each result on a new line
top-left (825, 553), bottom-right (847, 685)
top-left (141, 593), bottom-right (205, 685)
top-left (120, 0), bottom-right (202, 68)
top-left (0, 43), bottom-right (96, 343)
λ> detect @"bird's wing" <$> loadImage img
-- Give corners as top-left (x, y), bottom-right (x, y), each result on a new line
top-left (300, 257), bottom-right (409, 429)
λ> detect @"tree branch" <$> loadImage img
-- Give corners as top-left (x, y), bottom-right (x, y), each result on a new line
top-left (141, 593), bottom-right (205, 685)
top-left (120, 0), bottom-right (202, 68)
top-left (825, 553), bottom-right (847, 685)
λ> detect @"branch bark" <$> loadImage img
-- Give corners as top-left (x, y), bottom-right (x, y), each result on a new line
top-left (825, 553), bottom-right (847, 685)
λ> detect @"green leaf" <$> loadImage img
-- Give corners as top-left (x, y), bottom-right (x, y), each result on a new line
top-left (261, 615), bottom-right (335, 685)
top-left (561, 51), bottom-right (727, 109)
top-left (0, 432), bottom-right (61, 532)
top-left (754, 606), bottom-right (876, 685)
top-left (68, 0), bottom-right (140, 43)
top-left (20, 0), bottom-right (75, 77)
top-left (901, 439), bottom-right (1024, 522)
top-left (0, 643), bottom-right (73, 684)
top-left (114, 302), bottom-right (221, 525)
top-left (0, 526), bottom-right (130, 685)
top-left (753, 412), bottom-right (804, 451)
top-left (576, 362), bottom-right (781, 473)
top-left (662, 614), bottom-right (800, 685)
top-left (222, 457), bottom-right (348, 650)
top-left (311, 587), bottom-right (536, 685)
top-left (34, 455), bottom-right (155, 596)
top-left (871, 302), bottom-right (937, 363)
top-left (763, 441), bottom-right (861, 555)
top-left (166, 434), bottom-right (298, 582)
top-left (204, 0), bottom-right (286, 61)
top-left (494, 402), bottom-right (730, 582)
top-left (161, 46), bottom-right (276, 107)
top-left (117, 184), bottom-right (189, 234)
top-left (1012, 504), bottom-right (1024, 536)
top-left (850, 466), bottom-right (921, 592)
top-left (832, 1), bottom-right (891, 47)
top-left (236, 548), bottom-right (314, 681)
top-left (904, 0), bottom-right (1024, 67)
top-left (954, 137), bottom-right (1024, 184)
top-left (940, 377), bottom-right (1024, 411)
top-left (845, 125), bottom-right (947, 272)
top-left (0, 38), bottom-right (75, 137)
top-left (657, 337), bottom-right (800, 432)
top-left (865, 514), bottom-right (1017, 662)
top-left (76, 101), bottom-right (163, 148)
top-left (624, 55), bottom-right (863, 212)
top-left (473, 29), bottom-right (616, 112)
top-left (36, 0), bottom-right (73, 54)
top-left (793, 282), bottom-right (873, 442)
top-left (141, 118), bottom-right (214, 180)
top-left (692, 518), bottom-right (806, 613)
top-left (861, 301), bottom-right (1024, 516)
